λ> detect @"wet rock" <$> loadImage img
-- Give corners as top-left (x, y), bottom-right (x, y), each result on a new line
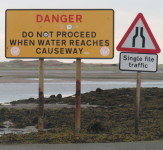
top-left (49, 95), bottom-right (55, 98)
top-left (2, 88), bottom-right (162, 130)
top-left (57, 94), bottom-right (62, 98)
top-left (96, 88), bottom-right (103, 92)
top-left (28, 98), bottom-right (35, 101)
top-left (0, 108), bottom-right (6, 113)
top-left (87, 120), bottom-right (106, 133)
top-left (1, 87), bottom-right (163, 144)
top-left (3, 121), bottom-right (14, 128)
top-left (15, 123), bottom-right (26, 128)
top-left (0, 125), bottom-right (6, 128)
top-left (27, 98), bottom-right (37, 103)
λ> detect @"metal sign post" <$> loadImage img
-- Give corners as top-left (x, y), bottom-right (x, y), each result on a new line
top-left (5, 9), bottom-right (114, 131)
top-left (119, 53), bottom-right (157, 134)
top-left (38, 58), bottom-right (44, 131)
top-left (135, 71), bottom-right (141, 135)
top-left (75, 58), bottom-right (81, 131)
top-left (117, 13), bottom-right (161, 135)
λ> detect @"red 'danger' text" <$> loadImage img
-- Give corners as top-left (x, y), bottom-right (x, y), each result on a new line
top-left (36, 14), bottom-right (82, 23)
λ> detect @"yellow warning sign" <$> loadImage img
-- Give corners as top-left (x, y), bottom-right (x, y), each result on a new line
top-left (5, 9), bottom-right (114, 58)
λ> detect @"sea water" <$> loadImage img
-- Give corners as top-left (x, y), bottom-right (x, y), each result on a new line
top-left (0, 80), bottom-right (163, 103)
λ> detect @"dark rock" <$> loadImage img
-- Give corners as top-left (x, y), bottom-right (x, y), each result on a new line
top-left (87, 120), bottom-right (105, 133)
top-left (49, 95), bottom-right (55, 98)
top-left (96, 88), bottom-right (103, 92)
top-left (0, 125), bottom-right (6, 128)
top-left (57, 94), bottom-right (62, 98)
top-left (15, 123), bottom-right (26, 128)
top-left (0, 107), bottom-right (6, 113)
top-left (28, 98), bottom-right (35, 101)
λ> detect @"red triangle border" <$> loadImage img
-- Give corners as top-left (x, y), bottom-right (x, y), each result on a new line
top-left (116, 13), bottom-right (161, 54)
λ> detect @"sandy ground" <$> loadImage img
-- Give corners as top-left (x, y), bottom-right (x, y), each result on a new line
top-left (0, 76), bottom-right (157, 83)
top-left (0, 69), bottom-right (162, 83)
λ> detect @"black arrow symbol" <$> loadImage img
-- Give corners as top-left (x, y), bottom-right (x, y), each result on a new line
top-left (132, 27), bottom-right (145, 48)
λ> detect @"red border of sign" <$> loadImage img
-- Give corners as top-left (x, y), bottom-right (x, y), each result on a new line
top-left (116, 13), bottom-right (161, 54)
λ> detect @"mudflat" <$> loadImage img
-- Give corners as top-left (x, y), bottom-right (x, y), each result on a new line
top-left (0, 70), bottom-right (162, 83)
top-left (0, 103), bottom-right (97, 109)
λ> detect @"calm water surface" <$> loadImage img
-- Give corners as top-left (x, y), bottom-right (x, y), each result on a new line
top-left (0, 80), bottom-right (163, 103)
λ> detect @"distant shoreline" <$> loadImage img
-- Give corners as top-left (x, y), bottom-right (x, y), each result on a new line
top-left (0, 69), bottom-right (163, 83)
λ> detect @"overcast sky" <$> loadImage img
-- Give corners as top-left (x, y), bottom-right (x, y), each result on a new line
top-left (1, 0), bottom-right (163, 64)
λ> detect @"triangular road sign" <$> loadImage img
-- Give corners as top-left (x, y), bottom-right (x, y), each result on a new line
top-left (117, 13), bottom-right (161, 53)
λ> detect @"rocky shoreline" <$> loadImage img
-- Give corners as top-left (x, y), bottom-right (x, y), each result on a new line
top-left (0, 87), bottom-right (163, 144)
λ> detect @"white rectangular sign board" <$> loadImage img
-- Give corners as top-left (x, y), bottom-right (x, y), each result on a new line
top-left (119, 52), bottom-right (158, 72)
